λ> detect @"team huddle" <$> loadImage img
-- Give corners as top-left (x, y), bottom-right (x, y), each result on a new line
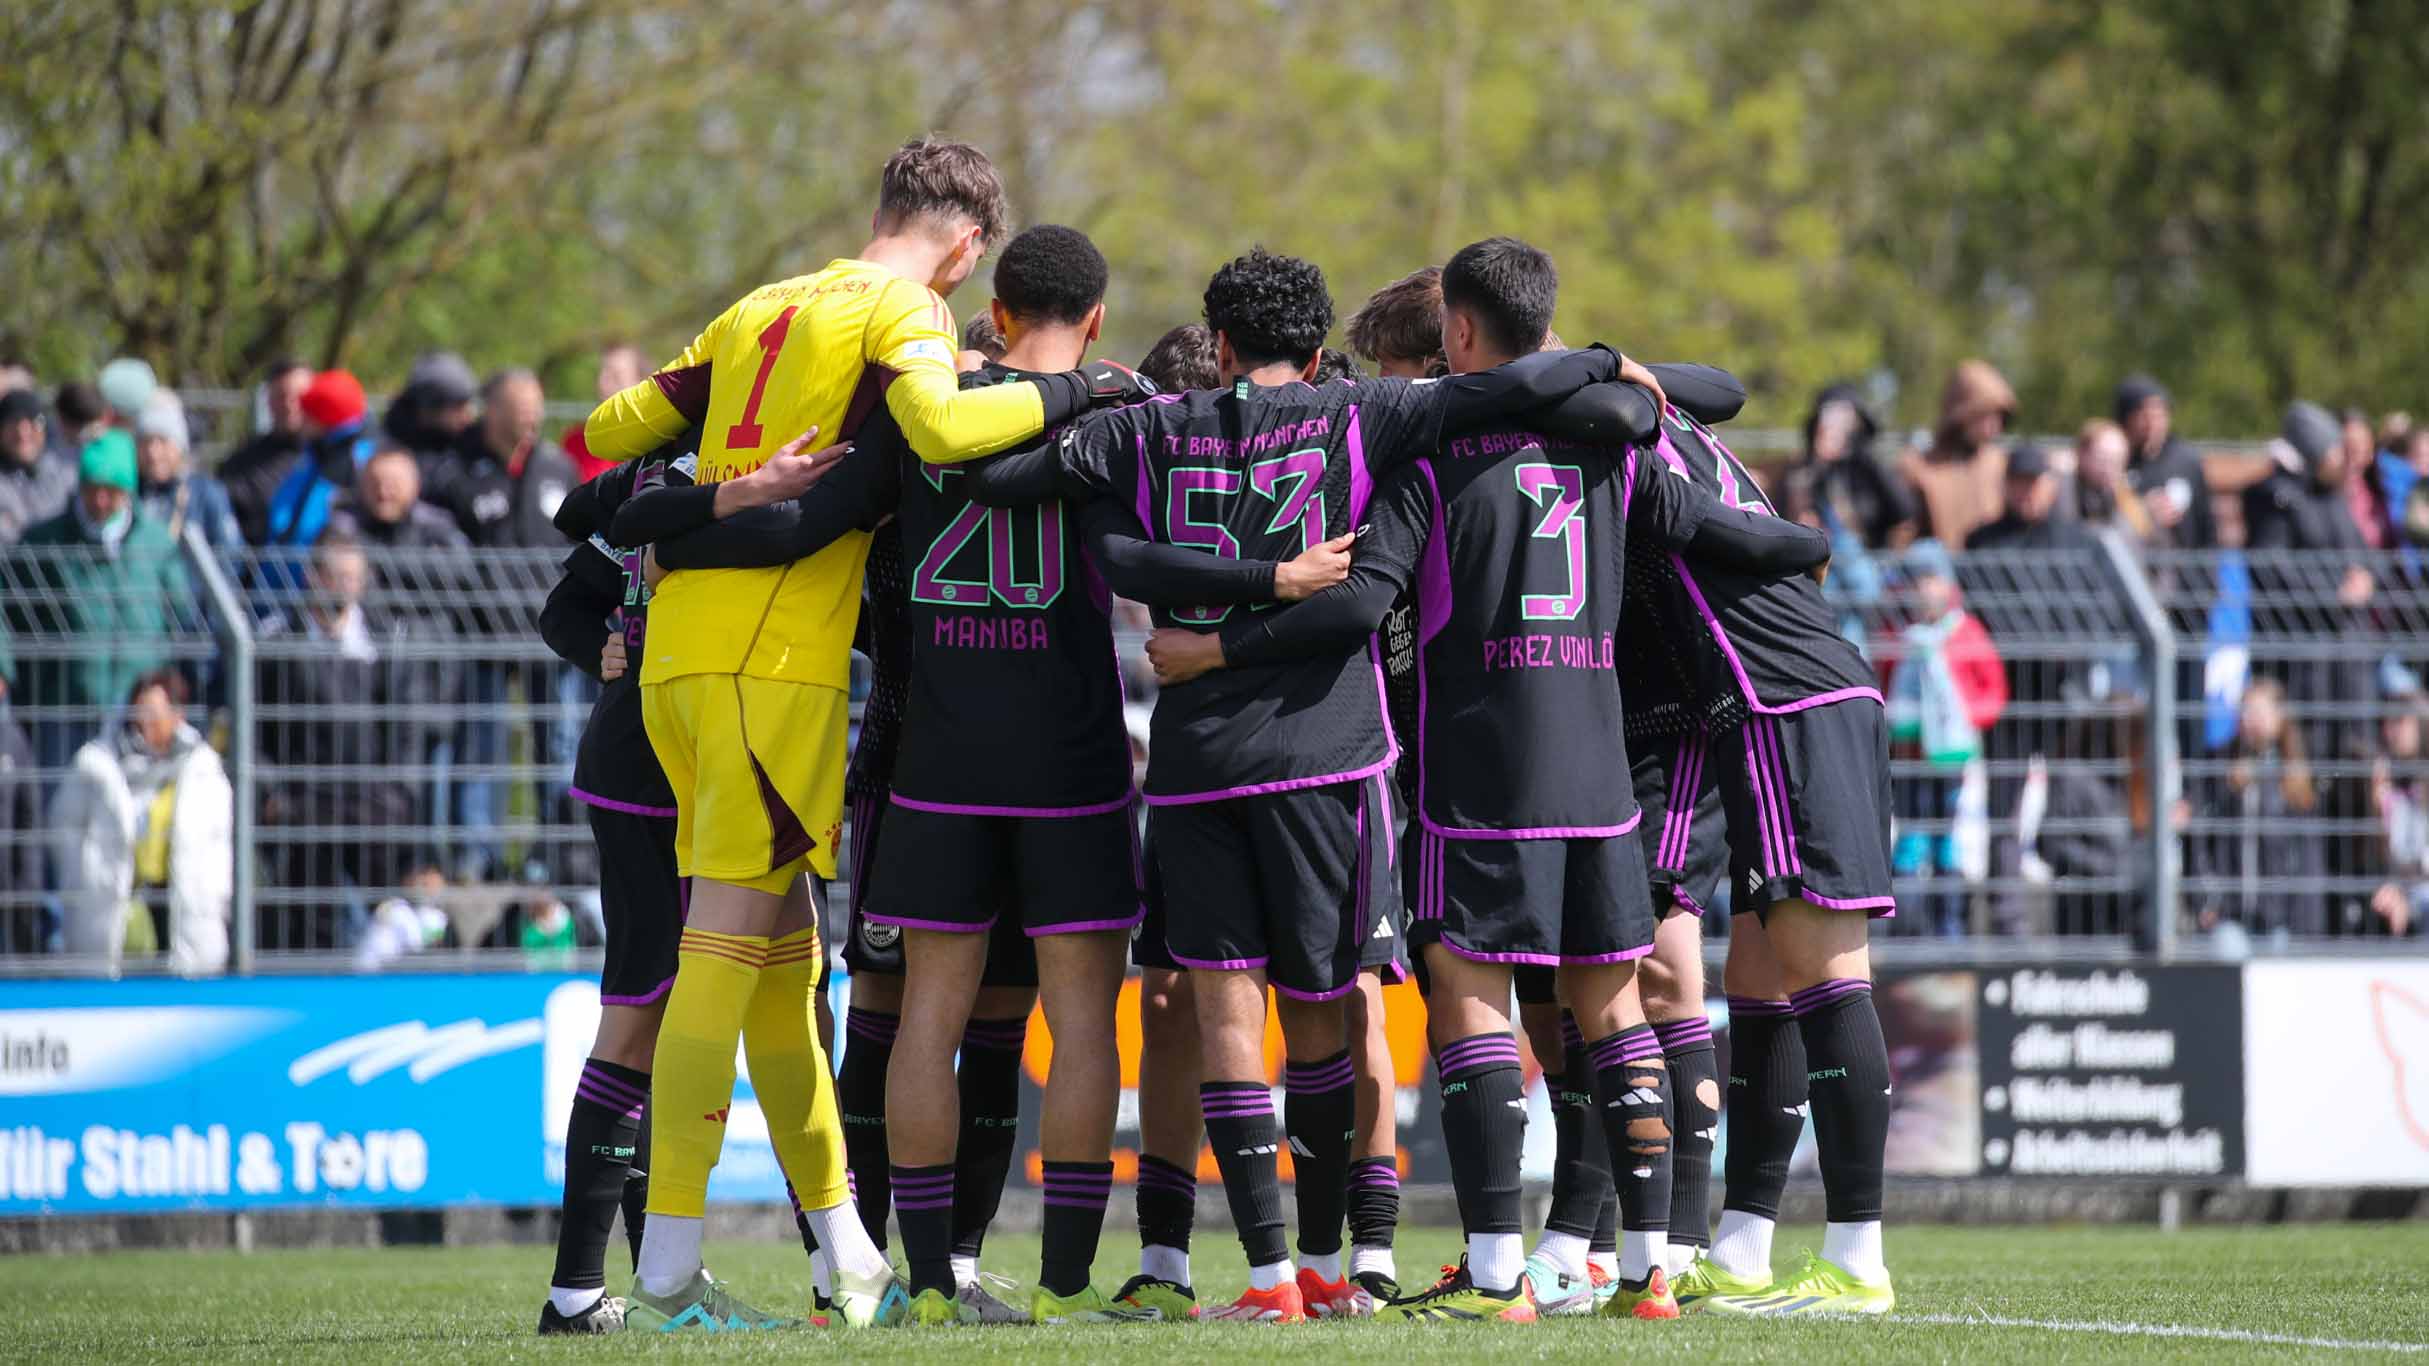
top-left (530, 136), bottom-right (1899, 1333)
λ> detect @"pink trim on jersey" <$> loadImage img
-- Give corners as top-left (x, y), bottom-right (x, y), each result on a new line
top-left (1418, 811), bottom-right (1644, 841)
top-left (1144, 753), bottom-right (1397, 807)
top-left (1433, 938), bottom-right (1659, 967)
top-left (1802, 890), bottom-right (1898, 916)
top-left (1170, 951), bottom-right (1268, 972)
top-left (1273, 978), bottom-right (1362, 1003)
top-left (601, 974), bottom-right (677, 1007)
top-left (569, 787), bottom-right (677, 820)
top-left (888, 792), bottom-right (1135, 819)
top-left (862, 911), bottom-right (993, 933)
top-left (1027, 909), bottom-right (1147, 937)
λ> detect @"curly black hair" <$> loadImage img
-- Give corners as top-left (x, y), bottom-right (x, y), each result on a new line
top-left (992, 224), bottom-right (1108, 327)
top-left (1202, 247), bottom-right (1332, 369)
top-left (1313, 347), bottom-right (1364, 384)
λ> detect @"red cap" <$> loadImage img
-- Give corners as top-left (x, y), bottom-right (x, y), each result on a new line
top-left (300, 370), bottom-right (367, 430)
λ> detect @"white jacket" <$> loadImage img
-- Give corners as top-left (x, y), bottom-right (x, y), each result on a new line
top-left (49, 722), bottom-right (233, 974)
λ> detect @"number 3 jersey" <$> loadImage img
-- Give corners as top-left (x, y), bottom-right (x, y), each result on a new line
top-left (1023, 352), bottom-right (1620, 804)
top-left (1356, 420), bottom-right (1835, 837)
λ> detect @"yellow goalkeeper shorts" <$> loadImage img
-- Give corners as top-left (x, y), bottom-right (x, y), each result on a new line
top-left (641, 673), bottom-right (847, 894)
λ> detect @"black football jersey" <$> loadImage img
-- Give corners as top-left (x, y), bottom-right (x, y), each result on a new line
top-left (1359, 432), bottom-right (1711, 836)
top-left (809, 364), bottom-right (1134, 813)
top-left (845, 521), bottom-right (910, 805)
top-left (569, 453), bottom-right (691, 812)
top-left (1050, 370), bottom-right (1553, 802)
top-left (1637, 412), bottom-right (1878, 725)
top-left (959, 350), bottom-right (1621, 802)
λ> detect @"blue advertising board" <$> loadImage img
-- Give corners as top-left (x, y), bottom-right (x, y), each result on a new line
top-left (0, 973), bottom-right (795, 1215)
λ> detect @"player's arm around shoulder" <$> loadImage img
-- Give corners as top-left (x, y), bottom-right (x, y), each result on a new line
top-left (869, 278), bottom-right (1079, 466)
top-left (577, 301), bottom-right (740, 464)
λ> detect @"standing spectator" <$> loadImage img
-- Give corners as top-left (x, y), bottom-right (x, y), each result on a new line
top-left (134, 395), bottom-right (243, 560)
top-left (435, 369), bottom-right (579, 880)
top-left (221, 360), bottom-right (314, 544)
top-left (2071, 418), bottom-right (2153, 544)
top-left (50, 382), bottom-right (104, 456)
top-left (2188, 678), bottom-right (2326, 937)
top-left (256, 530), bottom-right (419, 948)
top-left (2114, 374), bottom-right (2218, 548)
top-left (0, 675), bottom-right (39, 953)
top-left (331, 444), bottom-right (479, 875)
top-left (1899, 359), bottom-right (2015, 547)
top-left (384, 351), bottom-right (480, 507)
top-left (565, 344), bottom-right (649, 484)
top-left (439, 369), bottom-right (577, 549)
top-left (49, 670), bottom-right (231, 974)
top-left (1963, 443), bottom-right (2097, 931)
top-left (2247, 400), bottom-right (2376, 755)
top-left (2338, 407), bottom-right (2388, 549)
top-left (262, 371), bottom-right (376, 551)
top-left (1799, 382), bottom-right (1912, 547)
top-left (95, 358), bottom-right (156, 430)
top-left (2369, 693), bottom-right (2429, 938)
top-left (1886, 540), bottom-right (2008, 935)
top-left (0, 387), bottom-right (75, 545)
top-left (1775, 464), bottom-right (1884, 651)
top-left (5, 432), bottom-right (192, 775)
top-left (1964, 444), bottom-right (2100, 554)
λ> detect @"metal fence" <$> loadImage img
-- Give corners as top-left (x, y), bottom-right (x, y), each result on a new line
top-left (1854, 542), bottom-right (2167, 945)
top-left (2150, 548), bottom-right (2429, 947)
top-left (3, 529), bottom-right (2424, 977)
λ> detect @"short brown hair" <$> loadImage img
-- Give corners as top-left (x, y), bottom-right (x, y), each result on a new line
top-left (877, 136), bottom-right (1011, 250)
top-left (1344, 267), bottom-right (1445, 369)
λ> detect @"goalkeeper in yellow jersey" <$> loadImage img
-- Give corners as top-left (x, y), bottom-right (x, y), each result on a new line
top-left (571, 135), bottom-right (1130, 1332)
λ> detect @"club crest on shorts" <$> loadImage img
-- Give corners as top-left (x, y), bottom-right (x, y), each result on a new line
top-left (862, 919), bottom-right (901, 951)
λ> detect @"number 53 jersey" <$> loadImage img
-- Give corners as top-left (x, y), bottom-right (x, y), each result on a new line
top-left (1041, 361), bottom-right (1612, 804)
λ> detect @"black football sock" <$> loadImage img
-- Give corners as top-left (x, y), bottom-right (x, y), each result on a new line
top-left (1433, 1033), bottom-right (1527, 1255)
top-left (1542, 1014), bottom-right (1608, 1242)
top-left (1723, 997), bottom-right (1804, 1222)
top-left (1282, 1049), bottom-right (1355, 1261)
top-left (1345, 1157), bottom-right (1400, 1252)
top-left (892, 1162), bottom-right (957, 1297)
top-left (1791, 979), bottom-right (1890, 1224)
top-left (1587, 1026), bottom-right (1672, 1253)
top-left (1656, 1015), bottom-right (1719, 1248)
top-left (951, 1016), bottom-right (1027, 1264)
top-left (1199, 1081), bottom-right (1289, 1268)
top-left (1038, 1160), bottom-right (1115, 1297)
top-left (620, 1098), bottom-right (650, 1271)
top-left (551, 1059), bottom-right (645, 1293)
top-left (839, 1008), bottom-right (897, 1248)
top-left (1135, 1153), bottom-right (1198, 1262)
top-left (787, 1182), bottom-right (822, 1268)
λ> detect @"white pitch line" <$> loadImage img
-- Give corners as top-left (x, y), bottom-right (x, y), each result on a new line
top-left (1904, 1311), bottom-right (2429, 1355)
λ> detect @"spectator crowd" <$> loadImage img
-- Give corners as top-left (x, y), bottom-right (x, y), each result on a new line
top-left (0, 348), bottom-right (2420, 973)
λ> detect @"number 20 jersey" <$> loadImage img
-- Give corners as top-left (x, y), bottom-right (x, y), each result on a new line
top-left (885, 365), bottom-right (1132, 814)
top-left (1055, 378), bottom-right (1456, 803)
top-left (1362, 431), bottom-right (1709, 836)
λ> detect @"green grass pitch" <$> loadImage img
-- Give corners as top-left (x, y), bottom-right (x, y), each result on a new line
top-left (14, 1223), bottom-right (2427, 1362)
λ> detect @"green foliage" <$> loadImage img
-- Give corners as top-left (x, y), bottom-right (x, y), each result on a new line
top-left (5, 0), bottom-right (2426, 432)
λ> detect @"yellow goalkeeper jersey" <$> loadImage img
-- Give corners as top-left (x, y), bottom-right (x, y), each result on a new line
top-left (580, 259), bottom-right (1047, 688)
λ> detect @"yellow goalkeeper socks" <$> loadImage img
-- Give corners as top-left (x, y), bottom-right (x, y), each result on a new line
top-left (745, 927), bottom-right (848, 1211)
top-left (643, 927), bottom-right (766, 1218)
